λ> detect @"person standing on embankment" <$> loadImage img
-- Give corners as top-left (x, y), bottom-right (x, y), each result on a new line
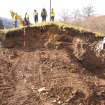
top-left (33, 10), bottom-right (38, 23)
top-left (50, 8), bottom-right (55, 22)
top-left (41, 8), bottom-right (47, 22)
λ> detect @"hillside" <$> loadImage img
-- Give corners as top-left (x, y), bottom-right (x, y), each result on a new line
top-left (71, 15), bottom-right (105, 34)
top-left (0, 17), bottom-right (14, 29)
top-left (0, 23), bottom-right (105, 105)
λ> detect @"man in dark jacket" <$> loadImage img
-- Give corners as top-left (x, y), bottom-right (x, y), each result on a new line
top-left (41, 8), bottom-right (47, 22)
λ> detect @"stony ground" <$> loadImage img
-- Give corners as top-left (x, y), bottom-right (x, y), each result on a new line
top-left (0, 24), bottom-right (105, 105)
top-left (0, 47), bottom-right (105, 105)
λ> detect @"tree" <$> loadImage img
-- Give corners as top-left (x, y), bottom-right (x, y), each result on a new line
top-left (71, 9), bottom-right (83, 26)
top-left (82, 5), bottom-right (94, 17)
top-left (61, 9), bottom-right (71, 22)
top-left (72, 9), bottom-right (82, 21)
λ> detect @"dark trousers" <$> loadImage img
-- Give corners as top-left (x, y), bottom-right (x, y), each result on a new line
top-left (34, 16), bottom-right (38, 23)
top-left (15, 20), bottom-right (18, 27)
top-left (42, 16), bottom-right (46, 22)
top-left (104, 43), bottom-right (105, 49)
top-left (51, 16), bottom-right (54, 21)
top-left (24, 19), bottom-right (30, 26)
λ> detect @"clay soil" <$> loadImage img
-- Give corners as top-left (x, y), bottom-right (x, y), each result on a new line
top-left (0, 24), bottom-right (105, 105)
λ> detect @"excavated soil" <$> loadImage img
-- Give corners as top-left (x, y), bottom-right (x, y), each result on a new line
top-left (0, 23), bottom-right (105, 105)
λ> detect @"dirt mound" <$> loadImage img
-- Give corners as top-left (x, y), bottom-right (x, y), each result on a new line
top-left (1, 24), bottom-right (97, 49)
top-left (2, 23), bottom-right (105, 68)
top-left (0, 23), bottom-right (105, 105)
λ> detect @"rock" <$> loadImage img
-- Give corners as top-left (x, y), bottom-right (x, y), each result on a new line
top-left (38, 87), bottom-right (46, 93)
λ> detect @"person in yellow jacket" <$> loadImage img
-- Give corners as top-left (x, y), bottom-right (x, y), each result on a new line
top-left (14, 13), bottom-right (18, 27)
top-left (50, 8), bottom-right (55, 22)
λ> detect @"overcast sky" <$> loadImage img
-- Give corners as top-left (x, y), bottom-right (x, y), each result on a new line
top-left (0, 0), bottom-right (105, 22)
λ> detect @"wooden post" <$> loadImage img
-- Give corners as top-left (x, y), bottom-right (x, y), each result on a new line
top-left (23, 28), bottom-right (26, 48)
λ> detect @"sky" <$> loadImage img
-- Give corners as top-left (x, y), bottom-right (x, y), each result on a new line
top-left (0, 0), bottom-right (105, 22)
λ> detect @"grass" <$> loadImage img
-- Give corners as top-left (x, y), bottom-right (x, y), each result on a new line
top-left (0, 21), bottom-right (104, 38)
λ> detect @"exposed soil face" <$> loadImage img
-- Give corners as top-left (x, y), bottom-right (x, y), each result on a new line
top-left (2, 24), bottom-right (97, 49)
top-left (0, 24), bottom-right (105, 105)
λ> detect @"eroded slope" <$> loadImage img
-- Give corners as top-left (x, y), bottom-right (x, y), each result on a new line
top-left (0, 23), bottom-right (105, 105)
